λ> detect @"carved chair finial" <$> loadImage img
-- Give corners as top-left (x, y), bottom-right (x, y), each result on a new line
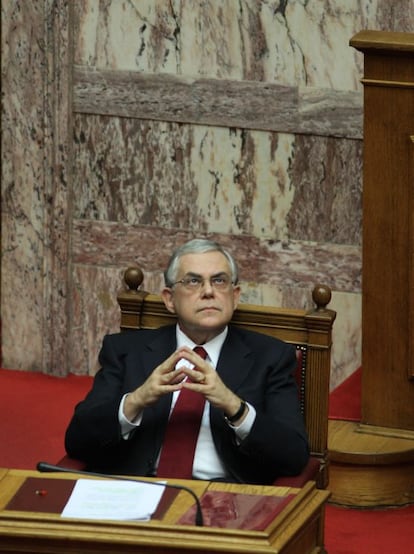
top-left (312, 284), bottom-right (332, 311)
top-left (124, 267), bottom-right (144, 292)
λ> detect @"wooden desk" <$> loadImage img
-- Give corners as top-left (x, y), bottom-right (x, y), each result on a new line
top-left (0, 468), bottom-right (330, 554)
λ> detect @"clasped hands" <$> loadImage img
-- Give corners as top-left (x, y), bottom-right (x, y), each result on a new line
top-left (123, 346), bottom-right (243, 422)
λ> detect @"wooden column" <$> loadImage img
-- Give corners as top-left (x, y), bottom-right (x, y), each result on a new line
top-left (350, 31), bottom-right (414, 431)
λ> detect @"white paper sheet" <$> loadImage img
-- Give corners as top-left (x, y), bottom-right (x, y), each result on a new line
top-left (61, 479), bottom-right (166, 521)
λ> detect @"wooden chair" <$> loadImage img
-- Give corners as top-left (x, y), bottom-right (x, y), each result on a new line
top-left (115, 267), bottom-right (336, 488)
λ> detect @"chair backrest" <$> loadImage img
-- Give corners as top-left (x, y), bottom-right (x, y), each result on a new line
top-left (117, 267), bottom-right (336, 488)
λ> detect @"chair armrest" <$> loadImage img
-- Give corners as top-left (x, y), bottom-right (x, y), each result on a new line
top-left (273, 456), bottom-right (321, 488)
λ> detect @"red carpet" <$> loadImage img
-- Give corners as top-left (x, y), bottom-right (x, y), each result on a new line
top-left (325, 504), bottom-right (414, 553)
top-left (1, 367), bottom-right (413, 553)
top-left (0, 369), bottom-right (92, 469)
top-left (328, 367), bottom-right (362, 421)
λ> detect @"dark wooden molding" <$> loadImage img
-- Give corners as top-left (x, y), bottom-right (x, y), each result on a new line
top-left (350, 30), bottom-right (414, 54)
top-left (351, 31), bottom-right (414, 429)
top-left (73, 65), bottom-right (363, 139)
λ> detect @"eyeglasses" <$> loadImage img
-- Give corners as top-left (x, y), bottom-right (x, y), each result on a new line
top-left (172, 274), bottom-right (234, 292)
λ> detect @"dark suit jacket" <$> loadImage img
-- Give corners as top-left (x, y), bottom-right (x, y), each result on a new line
top-left (65, 325), bottom-right (309, 484)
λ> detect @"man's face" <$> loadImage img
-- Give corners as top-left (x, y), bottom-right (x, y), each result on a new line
top-left (162, 251), bottom-right (241, 343)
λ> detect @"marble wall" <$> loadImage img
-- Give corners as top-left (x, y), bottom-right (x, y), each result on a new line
top-left (1, 0), bottom-right (72, 374)
top-left (2, 0), bottom-right (412, 387)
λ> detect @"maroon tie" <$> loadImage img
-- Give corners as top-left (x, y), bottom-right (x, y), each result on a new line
top-left (157, 346), bottom-right (207, 479)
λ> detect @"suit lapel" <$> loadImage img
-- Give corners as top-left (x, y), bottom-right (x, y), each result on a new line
top-left (216, 328), bottom-right (254, 391)
top-left (139, 327), bottom-right (177, 417)
top-left (141, 327), bottom-right (177, 376)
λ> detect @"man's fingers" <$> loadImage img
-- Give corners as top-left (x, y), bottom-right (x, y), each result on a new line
top-left (169, 371), bottom-right (186, 385)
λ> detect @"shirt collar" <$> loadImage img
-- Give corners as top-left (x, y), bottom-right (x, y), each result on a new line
top-left (176, 325), bottom-right (228, 368)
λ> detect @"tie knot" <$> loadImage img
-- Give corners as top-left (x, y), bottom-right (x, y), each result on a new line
top-left (193, 346), bottom-right (208, 360)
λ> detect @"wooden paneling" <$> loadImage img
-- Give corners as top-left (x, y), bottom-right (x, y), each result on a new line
top-left (350, 31), bottom-right (414, 430)
top-left (410, 135), bottom-right (414, 379)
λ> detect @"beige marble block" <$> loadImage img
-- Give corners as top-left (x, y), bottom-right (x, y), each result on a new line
top-left (74, 0), bottom-right (413, 87)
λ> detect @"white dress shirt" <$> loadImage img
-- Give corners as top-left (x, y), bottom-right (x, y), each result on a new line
top-left (118, 325), bottom-right (256, 480)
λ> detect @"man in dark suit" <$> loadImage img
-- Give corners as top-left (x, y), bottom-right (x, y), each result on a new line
top-left (65, 238), bottom-right (309, 484)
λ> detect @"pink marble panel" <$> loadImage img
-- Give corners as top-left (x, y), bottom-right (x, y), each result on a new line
top-left (72, 221), bottom-right (361, 293)
top-left (1, 0), bottom-right (71, 374)
top-left (288, 135), bottom-right (363, 245)
top-left (70, 222), bottom-right (360, 387)
top-left (69, 265), bottom-right (124, 375)
top-left (72, 115), bottom-right (362, 249)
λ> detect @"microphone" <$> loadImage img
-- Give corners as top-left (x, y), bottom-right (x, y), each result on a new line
top-left (36, 461), bottom-right (203, 526)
